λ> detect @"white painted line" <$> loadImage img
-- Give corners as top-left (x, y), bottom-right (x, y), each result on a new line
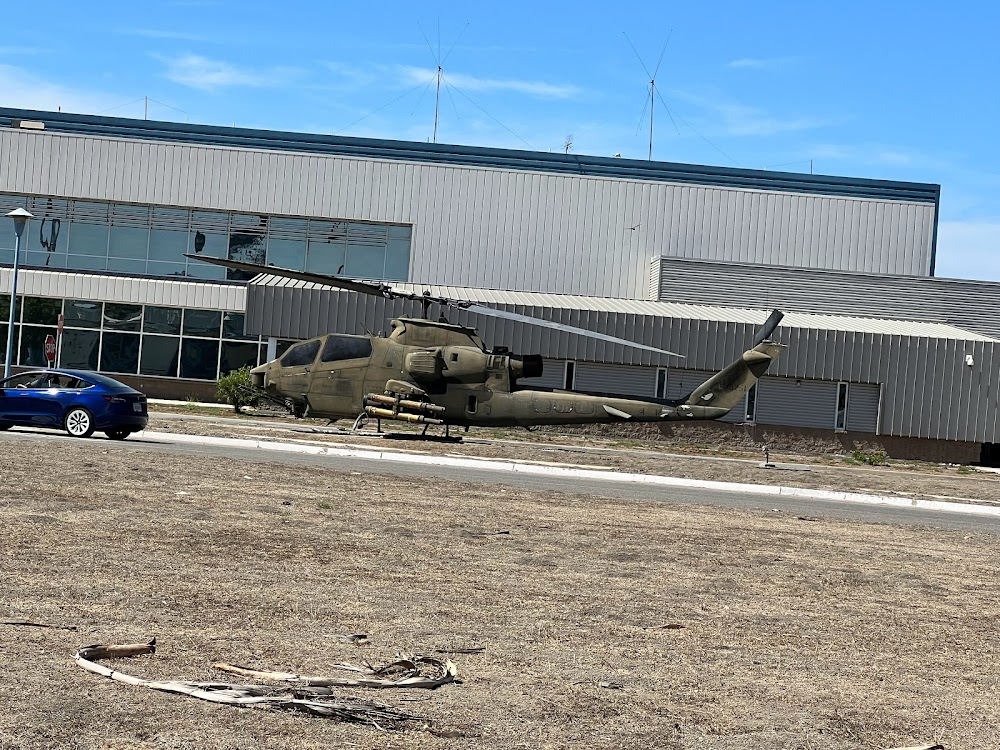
top-left (142, 430), bottom-right (1000, 518)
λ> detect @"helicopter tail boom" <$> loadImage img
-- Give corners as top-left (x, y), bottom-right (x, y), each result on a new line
top-left (666, 341), bottom-right (785, 420)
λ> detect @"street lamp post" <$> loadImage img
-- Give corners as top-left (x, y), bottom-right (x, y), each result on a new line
top-left (4, 208), bottom-right (33, 380)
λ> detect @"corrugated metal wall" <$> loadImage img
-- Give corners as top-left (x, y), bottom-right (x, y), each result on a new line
top-left (0, 129), bottom-right (936, 299)
top-left (243, 283), bottom-right (1000, 444)
top-left (847, 383), bottom-right (881, 433)
top-left (652, 257), bottom-right (1000, 339)
top-left (575, 362), bottom-right (657, 396)
top-left (0, 267), bottom-right (244, 310)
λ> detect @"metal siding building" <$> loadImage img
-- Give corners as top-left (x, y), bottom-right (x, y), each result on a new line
top-left (652, 256), bottom-right (1000, 339)
top-left (245, 279), bottom-right (999, 444)
top-left (0, 109), bottom-right (939, 302)
top-left (3, 107), bottom-right (995, 456)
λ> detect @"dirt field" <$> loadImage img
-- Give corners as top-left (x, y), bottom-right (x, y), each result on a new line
top-left (2, 432), bottom-right (999, 750)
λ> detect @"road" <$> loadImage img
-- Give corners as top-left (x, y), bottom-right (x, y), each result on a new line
top-left (7, 425), bottom-right (1000, 535)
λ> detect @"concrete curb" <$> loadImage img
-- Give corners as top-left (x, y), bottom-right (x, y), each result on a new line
top-left (143, 430), bottom-right (1000, 519)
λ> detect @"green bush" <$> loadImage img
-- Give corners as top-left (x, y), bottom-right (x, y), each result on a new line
top-left (217, 366), bottom-right (261, 414)
top-left (851, 448), bottom-right (888, 466)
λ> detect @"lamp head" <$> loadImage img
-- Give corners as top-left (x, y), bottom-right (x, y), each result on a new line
top-left (6, 208), bottom-right (33, 238)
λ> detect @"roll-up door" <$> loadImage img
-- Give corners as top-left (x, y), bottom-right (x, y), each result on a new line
top-left (846, 382), bottom-right (881, 433)
top-left (518, 359), bottom-right (567, 389)
top-left (756, 378), bottom-right (838, 429)
top-left (575, 363), bottom-right (656, 397)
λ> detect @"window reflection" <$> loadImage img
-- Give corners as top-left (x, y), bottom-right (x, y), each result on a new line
top-left (100, 332), bottom-right (140, 373)
top-left (220, 341), bottom-right (258, 374)
top-left (104, 304), bottom-right (143, 331)
top-left (222, 312), bottom-right (253, 340)
top-left (22, 297), bottom-right (61, 325)
top-left (19, 326), bottom-right (57, 367)
top-left (109, 226), bottom-right (149, 260)
top-left (181, 339), bottom-right (219, 379)
top-left (144, 306), bottom-right (182, 335)
top-left (183, 309), bottom-right (221, 337)
top-left (0, 193), bottom-right (413, 282)
top-left (69, 221), bottom-right (109, 258)
top-left (65, 300), bottom-right (103, 329)
top-left (140, 335), bottom-right (180, 376)
top-left (61, 330), bottom-right (100, 369)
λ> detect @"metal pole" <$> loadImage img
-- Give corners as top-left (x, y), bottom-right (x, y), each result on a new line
top-left (4, 231), bottom-right (21, 379)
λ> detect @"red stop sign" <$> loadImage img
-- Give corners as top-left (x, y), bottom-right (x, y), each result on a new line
top-left (44, 334), bottom-right (56, 364)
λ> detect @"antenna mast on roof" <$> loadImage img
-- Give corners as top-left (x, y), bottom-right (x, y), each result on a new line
top-left (420, 20), bottom-right (468, 144)
top-left (624, 30), bottom-right (673, 160)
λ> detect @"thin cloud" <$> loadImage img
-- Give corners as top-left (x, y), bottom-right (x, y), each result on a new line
top-left (398, 65), bottom-right (580, 99)
top-left (118, 27), bottom-right (215, 43)
top-left (726, 57), bottom-right (798, 70)
top-left (672, 90), bottom-right (825, 137)
top-left (0, 64), bottom-right (124, 115)
top-left (0, 46), bottom-right (48, 56)
top-left (157, 54), bottom-right (300, 91)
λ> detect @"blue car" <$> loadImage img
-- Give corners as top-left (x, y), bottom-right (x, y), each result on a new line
top-left (0, 369), bottom-right (148, 439)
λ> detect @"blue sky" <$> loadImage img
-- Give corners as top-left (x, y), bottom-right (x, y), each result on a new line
top-left (2, 1), bottom-right (998, 279)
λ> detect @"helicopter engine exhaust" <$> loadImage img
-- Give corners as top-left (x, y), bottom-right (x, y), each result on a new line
top-left (510, 354), bottom-right (543, 380)
top-left (363, 393), bottom-right (446, 425)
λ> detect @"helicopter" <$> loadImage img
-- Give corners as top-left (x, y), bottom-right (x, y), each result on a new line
top-left (188, 255), bottom-right (786, 433)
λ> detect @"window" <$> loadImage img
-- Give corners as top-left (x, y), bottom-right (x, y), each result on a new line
top-left (180, 339), bottom-right (220, 380)
top-left (655, 368), bottom-right (667, 399)
top-left (835, 382), bottom-right (849, 431)
top-left (563, 361), bottom-right (576, 390)
top-left (220, 341), bottom-right (259, 375)
top-left (65, 300), bottom-right (103, 329)
top-left (100, 332), bottom-right (140, 374)
top-left (281, 340), bottom-right (320, 367)
top-left (143, 306), bottom-right (182, 335)
top-left (745, 383), bottom-right (758, 423)
top-left (320, 335), bottom-right (373, 363)
top-left (222, 312), bottom-right (254, 341)
top-left (61, 330), bottom-right (100, 370)
top-left (182, 309), bottom-right (221, 337)
top-left (140, 335), bottom-right (180, 377)
top-left (467, 395), bottom-right (478, 414)
top-left (104, 304), bottom-right (142, 332)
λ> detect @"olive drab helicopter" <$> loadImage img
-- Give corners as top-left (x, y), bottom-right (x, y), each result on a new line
top-left (188, 255), bottom-right (786, 433)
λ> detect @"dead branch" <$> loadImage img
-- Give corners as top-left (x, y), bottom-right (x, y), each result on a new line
top-left (213, 656), bottom-right (457, 689)
top-left (2, 620), bottom-right (78, 631)
top-left (73, 639), bottom-right (428, 728)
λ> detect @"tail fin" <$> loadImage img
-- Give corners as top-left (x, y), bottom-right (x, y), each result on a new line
top-left (679, 341), bottom-right (785, 415)
top-left (672, 310), bottom-right (785, 420)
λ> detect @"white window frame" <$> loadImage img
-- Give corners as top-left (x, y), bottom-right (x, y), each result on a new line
top-left (563, 360), bottom-right (576, 390)
top-left (835, 381), bottom-right (849, 431)
top-left (655, 367), bottom-right (667, 399)
top-left (744, 383), bottom-right (758, 424)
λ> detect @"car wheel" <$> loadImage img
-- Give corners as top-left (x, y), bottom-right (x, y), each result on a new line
top-left (105, 429), bottom-right (130, 440)
top-left (64, 407), bottom-right (95, 438)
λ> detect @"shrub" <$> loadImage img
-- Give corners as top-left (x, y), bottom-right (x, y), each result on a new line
top-left (217, 366), bottom-right (260, 414)
top-left (851, 448), bottom-right (888, 466)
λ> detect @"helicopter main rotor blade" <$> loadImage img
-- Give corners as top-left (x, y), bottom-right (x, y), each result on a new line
top-left (184, 254), bottom-right (683, 357)
top-left (462, 304), bottom-right (684, 358)
top-left (183, 255), bottom-right (396, 297)
top-left (752, 309), bottom-right (785, 346)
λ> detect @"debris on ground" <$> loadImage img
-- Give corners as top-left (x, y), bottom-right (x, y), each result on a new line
top-left (2, 620), bottom-right (78, 631)
top-left (74, 638), bottom-right (456, 728)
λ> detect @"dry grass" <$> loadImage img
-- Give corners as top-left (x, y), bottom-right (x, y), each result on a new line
top-left (1, 435), bottom-right (999, 750)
